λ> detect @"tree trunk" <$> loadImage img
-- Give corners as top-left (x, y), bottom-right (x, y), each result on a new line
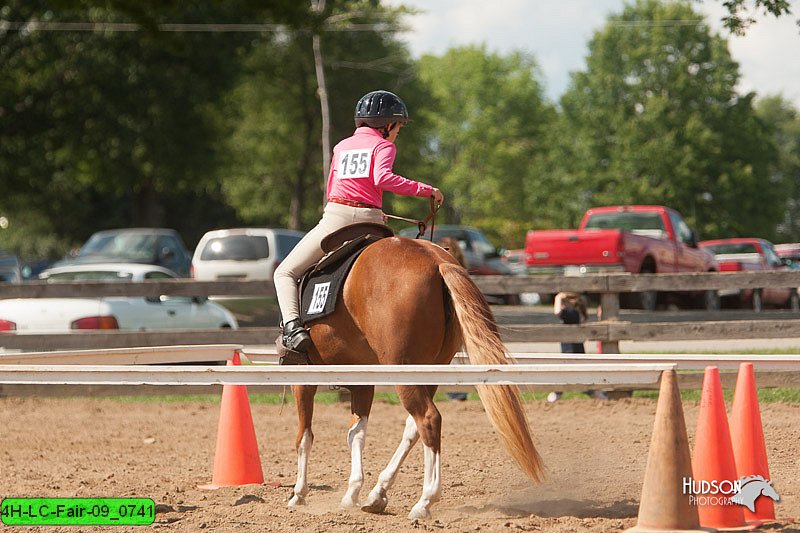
top-left (291, 101), bottom-right (318, 230)
top-left (134, 179), bottom-right (164, 227)
top-left (312, 0), bottom-right (331, 207)
top-left (287, 41), bottom-right (320, 231)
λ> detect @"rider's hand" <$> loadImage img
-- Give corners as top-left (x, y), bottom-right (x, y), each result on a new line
top-left (431, 188), bottom-right (444, 208)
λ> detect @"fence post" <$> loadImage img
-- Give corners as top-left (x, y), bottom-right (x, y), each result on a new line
top-left (599, 292), bottom-right (620, 354)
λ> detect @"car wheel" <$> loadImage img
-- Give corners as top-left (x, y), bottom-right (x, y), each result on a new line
top-left (789, 289), bottom-right (800, 312)
top-left (751, 289), bottom-right (763, 313)
top-left (639, 290), bottom-right (658, 312)
top-left (538, 293), bottom-right (555, 305)
top-left (703, 289), bottom-right (721, 312)
top-left (637, 264), bottom-right (657, 311)
top-left (606, 390), bottom-right (633, 399)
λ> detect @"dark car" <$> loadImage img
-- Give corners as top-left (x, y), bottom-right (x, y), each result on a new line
top-left (399, 225), bottom-right (519, 304)
top-left (52, 228), bottom-right (192, 277)
top-left (400, 225), bottom-right (514, 276)
top-left (0, 252), bottom-right (22, 284)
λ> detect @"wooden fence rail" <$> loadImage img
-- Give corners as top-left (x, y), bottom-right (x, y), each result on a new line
top-left (4, 270), bottom-right (800, 300)
top-left (2, 271), bottom-right (800, 352)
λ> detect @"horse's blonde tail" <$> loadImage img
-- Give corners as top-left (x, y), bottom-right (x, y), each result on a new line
top-left (438, 262), bottom-right (545, 482)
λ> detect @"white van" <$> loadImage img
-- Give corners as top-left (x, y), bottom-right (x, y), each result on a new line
top-left (191, 228), bottom-right (305, 281)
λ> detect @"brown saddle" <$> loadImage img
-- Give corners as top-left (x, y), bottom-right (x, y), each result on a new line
top-left (320, 222), bottom-right (394, 253)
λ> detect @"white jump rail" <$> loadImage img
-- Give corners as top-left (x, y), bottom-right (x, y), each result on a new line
top-left (453, 353), bottom-right (800, 371)
top-left (4, 347), bottom-right (796, 371)
top-left (242, 349), bottom-right (800, 371)
top-left (0, 363), bottom-right (675, 387)
top-left (0, 344), bottom-right (242, 365)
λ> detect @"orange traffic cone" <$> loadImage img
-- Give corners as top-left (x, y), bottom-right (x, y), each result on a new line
top-left (198, 352), bottom-right (264, 489)
top-left (691, 366), bottom-right (753, 530)
top-left (729, 363), bottom-right (776, 523)
top-left (626, 369), bottom-right (706, 532)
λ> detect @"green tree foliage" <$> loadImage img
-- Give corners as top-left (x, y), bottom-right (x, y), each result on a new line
top-left (757, 95), bottom-right (800, 241)
top-left (0, 1), bottom-right (298, 254)
top-left (557, 0), bottom-right (783, 239)
top-left (218, 0), bottom-right (419, 230)
top-left (415, 46), bottom-right (556, 247)
top-left (714, 0), bottom-right (795, 34)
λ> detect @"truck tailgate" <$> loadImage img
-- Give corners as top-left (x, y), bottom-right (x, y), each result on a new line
top-left (526, 229), bottom-right (623, 266)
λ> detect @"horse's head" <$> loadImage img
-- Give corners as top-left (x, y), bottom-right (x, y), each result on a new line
top-left (760, 481), bottom-right (780, 502)
top-left (735, 475), bottom-right (780, 511)
top-left (436, 237), bottom-right (466, 269)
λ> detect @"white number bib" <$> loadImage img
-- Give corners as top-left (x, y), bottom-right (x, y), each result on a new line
top-left (337, 149), bottom-right (372, 179)
top-left (307, 282), bottom-right (331, 315)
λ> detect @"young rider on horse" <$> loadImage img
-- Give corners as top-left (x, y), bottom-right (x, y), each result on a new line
top-left (274, 89), bottom-right (445, 354)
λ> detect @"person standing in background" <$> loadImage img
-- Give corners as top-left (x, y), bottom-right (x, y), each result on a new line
top-left (548, 291), bottom-right (608, 402)
top-left (555, 291), bottom-right (587, 354)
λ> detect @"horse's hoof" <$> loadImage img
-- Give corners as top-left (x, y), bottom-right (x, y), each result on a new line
top-left (340, 496), bottom-right (360, 510)
top-left (288, 495), bottom-right (305, 508)
top-left (408, 505), bottom-right (432, 520)
top-left (360, 493), bottom-right (388, 514)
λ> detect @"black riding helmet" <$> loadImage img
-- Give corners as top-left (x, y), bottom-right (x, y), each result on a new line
top-left (354, 90), bottom-right (411, 128)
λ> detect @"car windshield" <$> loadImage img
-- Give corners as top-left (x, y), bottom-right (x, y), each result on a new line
top-left (584, 212), bottom-right (665, 231)
top-left (200, 235), bottom-right (270, 261)
top-left (79, 233), bottom-right (157, 260)
top-left (44, 271), bottom-right (133, 282)
top-left (275, 234), bottom-right (303, 261)
top-left (703, 243), bottom-right (758, 255)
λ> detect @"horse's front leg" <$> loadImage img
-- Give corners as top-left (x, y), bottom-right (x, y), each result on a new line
top-left (289, 384), bottom-right (317, 508)
top-left (340, 385), bottom-right (374, 509)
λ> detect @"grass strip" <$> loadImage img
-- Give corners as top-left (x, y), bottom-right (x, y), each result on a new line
top-left (86, 387), bottom-right (800, 404)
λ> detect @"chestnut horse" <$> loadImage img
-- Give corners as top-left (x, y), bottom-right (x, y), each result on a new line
top-left (289, 236), bottom-right (543, 519)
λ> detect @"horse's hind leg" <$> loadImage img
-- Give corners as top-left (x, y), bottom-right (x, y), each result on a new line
top-left (401, 386), bottom-right (443, 520)
top-left (289, 384), bottom-right (317, 508)
top-left (340, 385), bottom-right (375, 509)
top-left (361, 413), bottom-right (419, 514)
top-left (362, 385), bottom-right (440, 519)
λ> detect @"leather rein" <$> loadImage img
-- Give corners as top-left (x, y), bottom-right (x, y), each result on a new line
top-left (384, 197), bottom-right (440, 240)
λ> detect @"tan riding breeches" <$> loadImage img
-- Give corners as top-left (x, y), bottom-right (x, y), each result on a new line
top-left (274, 201), bottom-right (385, 323)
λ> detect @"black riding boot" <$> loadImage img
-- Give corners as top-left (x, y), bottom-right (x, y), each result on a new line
top-left (283, 319), bottom-right (311, 352)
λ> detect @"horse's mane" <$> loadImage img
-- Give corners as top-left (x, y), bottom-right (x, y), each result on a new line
top-left (739, 475), bottom-right (769, 485)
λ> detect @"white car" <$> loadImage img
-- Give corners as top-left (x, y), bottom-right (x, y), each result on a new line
top-left (0, 263), bottom-right (238, 333)
top-left (191, 228), bottom-right (305, 281)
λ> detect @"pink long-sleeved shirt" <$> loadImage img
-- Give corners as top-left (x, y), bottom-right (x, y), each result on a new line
top-left (326, 127), bottom-right (433, 208)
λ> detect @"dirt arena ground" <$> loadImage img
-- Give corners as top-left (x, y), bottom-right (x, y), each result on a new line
top-left (1, 394), bottom-right (799, 532)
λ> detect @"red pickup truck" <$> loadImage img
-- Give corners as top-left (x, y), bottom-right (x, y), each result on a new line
top-left (524, 205), bottom-right (719, 310)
